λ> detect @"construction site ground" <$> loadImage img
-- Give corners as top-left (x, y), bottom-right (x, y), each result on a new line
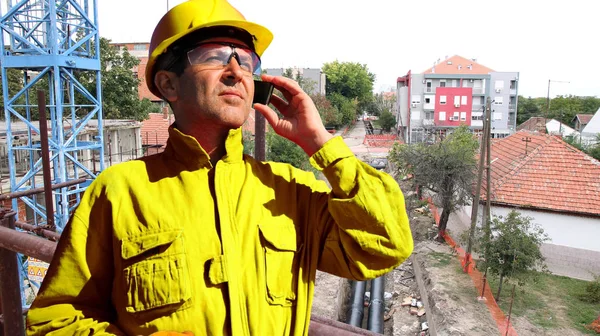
top-left (311, 124), bottom-right (599, 335)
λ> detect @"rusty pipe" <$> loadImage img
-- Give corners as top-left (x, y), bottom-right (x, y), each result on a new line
top-left (0, 225), bottom-right (57, 263)
top-left (37, 90), bottom-right (55, 230)
top-left (15, 221), bottom-right (61, 241)
top-left (0, 211), bottom-right (25, 336)
top-left (0, 177), bottom-right (88, 201)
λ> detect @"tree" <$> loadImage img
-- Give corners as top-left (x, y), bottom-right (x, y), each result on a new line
top-left (378, 110), bottom-right (396, 133)
top-left (322, 61), bottom-right (375, 110)
top-left (389, 125), bottom-right (478, 241)
top-left (266, 127), bottom-right (316, 175)
top-left (370, 92), bottom-right (396, 116)
top-left (474, 210), bottom-right (549, 301)
top-left (242, 130), bottom-right (255, 156)
top-left (516, 96), bottom-right (542, 125)
top-left (78, 37), bottom-right (160, 121)
top-left (310, 93), bottom-right (340, 128)
top-left (329, 92), bottom-right (358, 126)
top-left (0, 68), bottom-right (24, 117)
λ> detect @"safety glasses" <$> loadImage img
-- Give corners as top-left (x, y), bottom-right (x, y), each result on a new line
top-left (186, 42), bottom-right (261, 76)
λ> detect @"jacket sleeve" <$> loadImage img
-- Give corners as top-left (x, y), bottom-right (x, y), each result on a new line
top-left (308, 136), bottom-right (413, 280)
top-left (26, 177), bottom-right (126, 336)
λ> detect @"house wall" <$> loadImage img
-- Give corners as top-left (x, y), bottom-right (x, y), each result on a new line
top-left (490, 205), bottom-right (600, 279)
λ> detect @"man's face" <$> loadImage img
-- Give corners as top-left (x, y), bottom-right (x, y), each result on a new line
top-left (172, 37), bottom-right (255, 130)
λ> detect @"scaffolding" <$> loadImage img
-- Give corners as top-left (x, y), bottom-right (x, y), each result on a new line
top-left (0, 0), bottom-right (103, 232)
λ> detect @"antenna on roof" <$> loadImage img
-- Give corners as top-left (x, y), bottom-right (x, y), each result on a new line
top-left (522, 136), bottom-right (532, 156)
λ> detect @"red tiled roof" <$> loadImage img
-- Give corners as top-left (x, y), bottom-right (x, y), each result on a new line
top-left (576, 114), bottom-right (593, 125)
top-left (423, 55), bottom-right (494, 75)
top-left (517, 117), bottom-right (547, 133)
top-left (141, 111), bottom-right (173, 149)
top-left (482, 130), bottom-right (600, 216)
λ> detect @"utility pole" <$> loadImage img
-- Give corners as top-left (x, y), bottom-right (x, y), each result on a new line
top-left (465, 97), bottom-right (491, 272)
top-left (483, 97), bottom-right (492, 258)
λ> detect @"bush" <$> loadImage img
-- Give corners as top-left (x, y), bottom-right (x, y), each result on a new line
top-left (580, 277), bottom-right (600, 304)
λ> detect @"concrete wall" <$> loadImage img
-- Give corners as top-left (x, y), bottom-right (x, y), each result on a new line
top-left (461, 204), bottom-right (600, 280)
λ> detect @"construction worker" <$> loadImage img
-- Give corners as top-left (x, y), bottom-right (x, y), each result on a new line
top-left (25, 0), bottom-right (413, 335)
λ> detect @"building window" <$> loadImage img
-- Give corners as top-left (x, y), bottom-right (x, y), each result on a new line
top-left (425, 111), bottom-right (434, 119)
top-left (440, 80), bottom-right (446, 87)
top-left (425, 97), bottom-right (431, 104)
top-left (411, 95), bottom-right (421, 104)
top-left (494, 97), bottom-right (503, 105)
top-left (454, 96), bottom-right (460, 106)
top-left (495, 80), bottom-right (504, 90)
top-left (439, 111), bottom-right (446, 121)
top-left (510, 80), bottom-right (517, 90)
top-left (134, 44), bottom-right (146, 51)
top-left (440, 96), bottom-right (447, 104)
top-left (493, 112), bottom-right (503, 120)
top-left (461, 96), bottom-right (468, 105)
top-left (453, 112), bottom-right (459, 121)
top-left (460, 112), bottom-right (467, 121)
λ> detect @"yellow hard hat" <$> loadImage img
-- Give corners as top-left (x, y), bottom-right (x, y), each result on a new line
top-left (145, 0), bottom-right (273, 97)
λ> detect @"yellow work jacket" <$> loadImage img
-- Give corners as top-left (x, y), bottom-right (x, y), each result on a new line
top-left (26, 126), bottom-right (413, 336)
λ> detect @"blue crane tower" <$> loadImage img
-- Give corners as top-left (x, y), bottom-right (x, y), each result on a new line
top-left (0, 0), bottom-right (104, 307)
top-left (1, 0), bottom-right (103, 229)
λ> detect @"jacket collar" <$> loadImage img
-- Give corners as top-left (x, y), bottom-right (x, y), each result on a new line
top-left (163, 125), bottom-right (245, 168)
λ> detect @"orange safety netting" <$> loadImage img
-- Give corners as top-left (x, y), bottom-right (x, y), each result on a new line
top-left (427, 199), bottom-right (518, 336)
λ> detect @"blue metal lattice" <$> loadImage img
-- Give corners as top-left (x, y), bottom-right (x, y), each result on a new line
top-left (0, 0), bottom-right (103, 307)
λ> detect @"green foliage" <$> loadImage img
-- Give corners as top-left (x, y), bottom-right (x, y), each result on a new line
top-left (389, 126), bottom-right (478, 237)
top-left (77, 37), bottom-right (160, 121)
top-left (480, 211), bottom-right (549, 286)
top-left (580, 276), bottom-right (600, 304)
top-left (516, 95), bottom-right (600, 126)
top-left (242, 130), bottom-right (255, 156)
top-left (328, 92), bottom-right (358, 126)
top-left (322, 61), bottom-right (375, 109)
top-left (369, 92), bottom-right (396, 116)
top-left (389, 125), bottom-right (477, 210)
top-left (378, 111), bottom-right (396, 133)
top-left (310, 93), bottom-right (340, 128)
top-left (517, 96), bottom-right (544, 125)
top-left (266, 127), bottom-right (316, 175)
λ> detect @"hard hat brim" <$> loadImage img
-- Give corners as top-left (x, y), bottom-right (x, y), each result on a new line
top-left (146, 19), bottom-right (273, 98)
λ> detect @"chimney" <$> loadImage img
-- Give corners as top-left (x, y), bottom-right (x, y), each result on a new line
top-left (162, 106), bottom-right (169, 119)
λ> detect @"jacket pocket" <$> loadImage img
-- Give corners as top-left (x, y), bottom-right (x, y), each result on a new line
top-left (120, 230), bottom-right (192, 313)
top-left (258, 222), bottom-right (300, 306)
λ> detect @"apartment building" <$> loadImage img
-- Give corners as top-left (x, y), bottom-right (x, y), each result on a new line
top-left (396, 55), bottom-right (519, 143)
top-left (264, 67), bottom-right (326, 95)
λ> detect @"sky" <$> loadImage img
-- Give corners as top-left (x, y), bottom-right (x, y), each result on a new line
top-left (98, 0), bottom-right (599, 98)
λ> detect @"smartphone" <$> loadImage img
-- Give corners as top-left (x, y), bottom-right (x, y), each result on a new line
top-left (253, 80), bottom-right (274, 105)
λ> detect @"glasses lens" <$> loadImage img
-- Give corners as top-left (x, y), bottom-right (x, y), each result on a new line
top-left (187, 43), bottom-right (261, 75)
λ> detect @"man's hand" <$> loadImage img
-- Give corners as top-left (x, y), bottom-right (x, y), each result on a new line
top-left (253, 74), bottom-right (334, 157)
top-left (148, 332), bottom-right (194, 336)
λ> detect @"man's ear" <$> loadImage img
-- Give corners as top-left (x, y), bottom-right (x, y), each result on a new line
top-left (154, 70), bottom-right (179, 103)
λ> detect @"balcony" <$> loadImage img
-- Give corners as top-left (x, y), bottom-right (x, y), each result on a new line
top-left (423, 119), bottom-right (435, 126)
top-left (509, 104), bottom-right (516, 112)
top-left (470, 87), bottom-right (485, 94)
top-left (510, 88), bottom-right (517, 95)
top-left (424, 87), bottom-right (436, 93)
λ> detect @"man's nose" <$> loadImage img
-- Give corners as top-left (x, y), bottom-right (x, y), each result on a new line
top-left (223, 57), bottom-right (245, 82)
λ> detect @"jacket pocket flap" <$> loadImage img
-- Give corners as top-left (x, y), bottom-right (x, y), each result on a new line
top-left (259, 223), bottom-right (297, 252)
top-left (121, 230), bottom-right (182, 260)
